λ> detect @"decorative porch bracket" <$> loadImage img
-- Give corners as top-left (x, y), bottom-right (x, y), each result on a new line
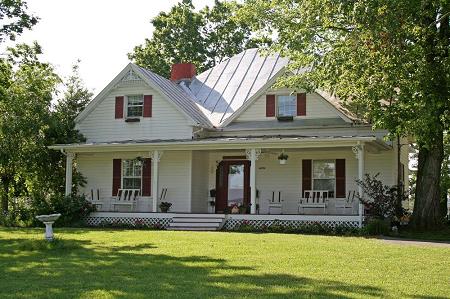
top-left (352, 143), bottom-right (365, 227)
top-left (246, 148), bottom-right (261, 214)
top-left (64, 152), bottom-right (75, 196)
top-left (151, 150), bottom-right (164, 212)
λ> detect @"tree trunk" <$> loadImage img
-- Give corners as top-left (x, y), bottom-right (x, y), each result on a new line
top-left (411, 135), bottom-right (444, 229)
top-left (1, 175), bottom-right (11, 213)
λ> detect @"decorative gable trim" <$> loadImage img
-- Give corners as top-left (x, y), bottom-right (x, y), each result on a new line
top-left (121, 69), bottom-right (142, 82)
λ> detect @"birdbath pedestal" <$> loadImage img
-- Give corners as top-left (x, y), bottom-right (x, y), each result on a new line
top-left (35, 214), bottom-right (61, 241)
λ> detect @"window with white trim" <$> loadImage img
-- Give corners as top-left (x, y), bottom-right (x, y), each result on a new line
top-left (126, 95), bottom-right (144, 117)
top-left (312, 160), bottom-right (335, 195)
top-left (122, 159), bottom-right (142, 190)
top-left (277, 95), bottom-right (296, 117)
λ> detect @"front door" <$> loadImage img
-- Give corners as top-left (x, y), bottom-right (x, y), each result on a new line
top-left (215, 160), bottom-right (250, 213)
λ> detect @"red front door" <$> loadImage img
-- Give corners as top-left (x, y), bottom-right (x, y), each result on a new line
top-left (215, 160), bottom-right (250, 213)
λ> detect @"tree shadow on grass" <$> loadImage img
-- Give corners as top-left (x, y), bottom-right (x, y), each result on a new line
top-left (0, 238), bottom-right (389, 299)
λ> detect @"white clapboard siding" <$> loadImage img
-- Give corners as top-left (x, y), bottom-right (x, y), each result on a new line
top-left (190, 151), bottom-right (209, 213)
top-left (236, 90), bottom-right (341, 122)
top-left (207, 148), bottom-right (397, 214)
top-left (157, 151), bottom-right (192, 213)
top-left (77, 147), bottom-right (397, 214)
top-left (76, 81), bottom-right (193, 142)
top-left (77, 151), bottom-right (193, 213)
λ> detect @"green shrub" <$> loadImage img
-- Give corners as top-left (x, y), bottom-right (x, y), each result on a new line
top-left (0, 194), bottom-right (95, 227)
top-left (363, 218), bottom-right (391, 235)
top-left (31, 194), bottom-right (96, 227)
top-left (231, 220), bottom-right (364, 236)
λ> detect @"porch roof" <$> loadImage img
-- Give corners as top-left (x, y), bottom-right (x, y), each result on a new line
top-left (49, 135), bottom-right (391, 153)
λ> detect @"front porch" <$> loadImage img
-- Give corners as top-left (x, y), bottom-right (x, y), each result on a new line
top-left (56, 136), bottom-right (393, 228)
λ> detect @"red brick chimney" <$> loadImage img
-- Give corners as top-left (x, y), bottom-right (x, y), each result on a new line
top-left (170, 63), bottom-right (196, 81)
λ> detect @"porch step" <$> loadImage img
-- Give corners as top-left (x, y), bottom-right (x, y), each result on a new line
top-left (168, 214), bottom-right (226, 231)
top-left (172, 218), bottom-right (224, 223)
top-left (168, 227), bottom-right (220, 231)
top-left (172, 214), bottom-right (226, 218)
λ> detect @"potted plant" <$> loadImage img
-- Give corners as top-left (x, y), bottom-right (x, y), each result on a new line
top-left (278, 152), bottom-right (288, 164)
top-left (159, 201), bottom-right (172, 213)
top-left (239, 203), bottom-right (251, 214)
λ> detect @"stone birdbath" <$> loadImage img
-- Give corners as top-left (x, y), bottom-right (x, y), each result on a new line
top-left (35, 214), bottom-right (61, 241)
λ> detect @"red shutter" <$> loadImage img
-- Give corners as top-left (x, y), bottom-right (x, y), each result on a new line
top-left (115, 96), bottom-right (124, 119)
top-left (143, 95), bottom-right (152, 117)
top-left (297, 93), bottom-right (306, 116)
top-left (336, 159), bottom-right (346, 198)
top-left (266, 94), bottom-right (275, 117)
top-left (142, 158), bottom-right (152, 196)
top-left (112, 159), bottom-right (122, 196)
top-left (302, 159), bottom-right (312, 196)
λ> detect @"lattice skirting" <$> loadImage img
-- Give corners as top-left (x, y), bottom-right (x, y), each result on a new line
top-left (223, 219), bottom-right (360, 230)
top-left (85, 216), bottom-right (173, 229)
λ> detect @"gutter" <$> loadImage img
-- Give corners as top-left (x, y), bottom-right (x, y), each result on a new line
top-left (48, 136), bottom-right (379, 153)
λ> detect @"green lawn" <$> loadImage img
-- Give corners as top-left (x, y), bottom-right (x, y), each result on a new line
top-left (0, 228), bottom-right (448, 298)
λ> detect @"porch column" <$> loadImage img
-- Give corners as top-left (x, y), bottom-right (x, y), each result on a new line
top-left (353, 143), bottom-right (365, 227)
top-left (246, 148), bottom-right (261, 214)
top-left (65, 152), bottom-right (75, 196)
top-left (151, 150), bottom-right (163, 212)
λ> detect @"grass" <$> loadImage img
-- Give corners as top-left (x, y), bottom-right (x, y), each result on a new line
top-left (0, 228), bottom-right (449, 298)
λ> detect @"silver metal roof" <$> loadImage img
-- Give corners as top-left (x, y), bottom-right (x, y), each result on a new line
top-left (135, 65), bottom-right (213, 128)
top-left (134, 49), bottom-right (358, 128)
top-left (189, 48), bottom-right (289, 126)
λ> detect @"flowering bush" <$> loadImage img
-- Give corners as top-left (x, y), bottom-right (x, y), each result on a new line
top-left (356, 173), bottom-right (407, 221)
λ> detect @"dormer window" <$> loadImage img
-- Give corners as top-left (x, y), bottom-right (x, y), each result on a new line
top-left (127, 95), bottom-right (144, 117)
top-left (277, 95), bottom-right (297, 117)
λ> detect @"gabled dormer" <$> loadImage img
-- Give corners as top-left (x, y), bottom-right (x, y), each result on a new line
top-left (75, 64), bottom-right (212, 143)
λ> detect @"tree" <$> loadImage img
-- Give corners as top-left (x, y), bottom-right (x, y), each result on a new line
top-left (0, 0), bottom-right (38, 42)
top-left (0, 42), bottom-right (60, 212)
top-left (128, 0), bottom-right (267, 77)
top-left (36, 61), bottom-right (92, 196)
top-left (441, 132), bottom-right (450, 216)
top-left (238, 0), bottom-right (449, 229)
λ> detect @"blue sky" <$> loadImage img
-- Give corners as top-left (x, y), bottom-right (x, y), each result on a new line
top-left (2, 0), bottom-right (215, 96)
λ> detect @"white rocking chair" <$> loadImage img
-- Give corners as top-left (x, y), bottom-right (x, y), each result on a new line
top-left (89, 188), bottom-right (103, 210)
top-left (267, 191), bottom-right (283, 214)
top-left (335, 191), bottom-right (356, 214)
top-left (112, 189), bottom-right (140, 211)
top-left (298, 190), bottom-right (328, 214)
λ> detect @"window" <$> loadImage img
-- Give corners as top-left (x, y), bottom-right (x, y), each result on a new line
top-left (127, 95), bottom-right (144, 117)
top-left (122, 159), bottom-right (142, 190)
top-left (312, 160), bottom-right (335, 195)
top-left (277, 95), bottom-right (297, 117)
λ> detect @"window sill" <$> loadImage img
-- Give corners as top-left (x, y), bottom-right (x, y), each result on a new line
top-left (125, 117), bottom-right (141, 123)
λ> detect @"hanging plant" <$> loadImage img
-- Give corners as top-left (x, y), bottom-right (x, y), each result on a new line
top-left (278, 152), bottom-right (288, 164)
